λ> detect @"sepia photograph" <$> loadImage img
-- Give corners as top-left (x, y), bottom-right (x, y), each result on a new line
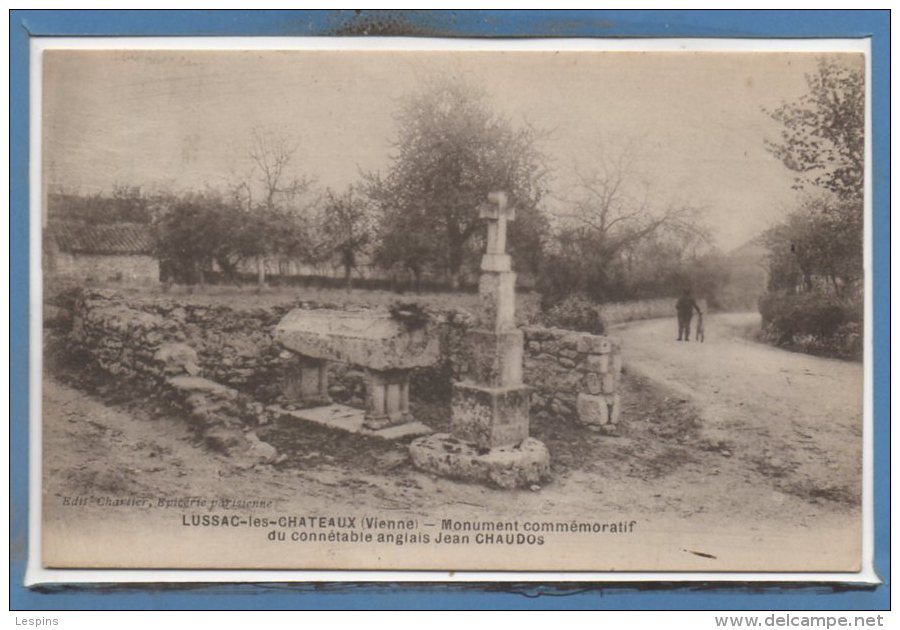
top-left (37, 44), bottom-right (867, 572)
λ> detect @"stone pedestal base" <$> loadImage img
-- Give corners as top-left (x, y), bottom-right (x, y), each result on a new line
top-left (409, 433), bottom-right (550, 490)
top-left (451, 381), bottom-right (531, 449)
top-left (283, 356), bottom-right (330, 406)
top-left (363, 368), bottom-right (412, 430)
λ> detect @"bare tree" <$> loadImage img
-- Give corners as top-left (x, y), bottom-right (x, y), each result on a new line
top-left (557, 141), bottom-right (705, 270)
top-left (534, 139), bottom-right (710, 305)
top-left (230, 127), bottom-right (316, 286)
top-left (247, 128), bottom-right (313, 213)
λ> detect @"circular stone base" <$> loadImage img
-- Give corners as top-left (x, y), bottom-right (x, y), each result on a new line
top-left (409, 433), bottom-right (551, 490)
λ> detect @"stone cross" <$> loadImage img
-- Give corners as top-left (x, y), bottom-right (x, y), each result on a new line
top-left (479, 191), bottom-right (516, 255)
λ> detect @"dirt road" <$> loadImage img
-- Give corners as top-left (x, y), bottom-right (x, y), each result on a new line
top-left (614, 312), bottom-right (864, 507)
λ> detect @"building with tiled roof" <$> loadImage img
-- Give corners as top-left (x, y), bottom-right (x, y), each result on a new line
top-left (44, 221), bottom-right (159, 283)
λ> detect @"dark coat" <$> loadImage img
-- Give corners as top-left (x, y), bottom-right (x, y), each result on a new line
top-left (676, 296), bottom-right (700, 319)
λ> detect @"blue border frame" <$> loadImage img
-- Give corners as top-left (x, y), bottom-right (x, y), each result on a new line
top-left (9, 9), bottom-right (890, 610)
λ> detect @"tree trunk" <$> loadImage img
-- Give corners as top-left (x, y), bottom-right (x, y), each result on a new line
top-left (344, 264), bottom-right (353, 290)
top-left (447, 225), bottom-right (465, 291)
top-left (257, 256), bottom-right (266, 287)
top-left (342, 249), bottom-right (354, 290)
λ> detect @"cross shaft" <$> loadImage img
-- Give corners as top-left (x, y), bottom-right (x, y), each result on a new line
top-left (479, 191), bottom-right (516, 255)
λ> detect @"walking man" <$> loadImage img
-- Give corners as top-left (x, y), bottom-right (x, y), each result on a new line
top-left (676, 289), bottom-right (702, 341)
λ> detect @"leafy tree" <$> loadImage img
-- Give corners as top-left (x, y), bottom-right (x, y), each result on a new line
top-left (320, 186), bottom-right (375, 288)
top-left (366, 76), bottom-right (550, 288)
top-left (762, 57), bottom-right (865, 302)
top-left (762, 193), bottom-right (862, 296)
top-left (154, 192), bottom-right (251, 284)
top-left (109, 185), bottom-right (153, 223)
top-left (368, 181), bottom-right (440, 293)
top-left (620, 228), bottom-right (719, 298)
top-left (765, 57), bottom-right (865, 201)
top-left (47, 185), bottom-right (156, 225)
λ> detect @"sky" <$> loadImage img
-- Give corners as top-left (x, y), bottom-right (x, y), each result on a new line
top-left (42, 49), bottom-right (862, 251)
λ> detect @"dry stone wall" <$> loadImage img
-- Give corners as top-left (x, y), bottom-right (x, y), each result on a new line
top-left (521, 326), bottom-right (623, 429)
top-left (67, 290), bottom-right (623, 433)
top-left (68, 289), bottom-right (280, 463)
top-left (69, 290), bottom-right (182, 384)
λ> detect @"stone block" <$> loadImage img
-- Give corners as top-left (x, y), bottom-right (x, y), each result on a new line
top-left (601, 372), bottom-right (617, 394)
top-left (154, 342), bottom-right (199, 374)
top-left (542, 338), bottom-right (561, 355)
top-left (184, 361), bottom-right (202, 376)
top-left (522, 325), bottom-right (552, 342)
top-left (245, 431), bottom-right (279, 463)
top-left (577, 334), bottom-right (612, 354)
top-left (559, 334), bottom-right (580, 351)
top-left (451, 382), bottom-right (531, 449)
top-left (167, 376), bottom-right (238, 399)
top-left (549, 396), bottom-right (574, 417)
top-left (583, 353), bottom-right (610, 373)
top-left (480, 253), bottom-right (512, 272)
top-left (283, 356), bottom-right (330, 406)
top-left (409, 434), bottom-right (551, 489)
top-left (609, 393), bottom-right (622, 424)
top-left (465, 328), bottom-right (524, 387)
top-left (525, 358), bottom-right (582, 394)
top-left (576, 393), bottom-right (609, 426)
top-left (584, 372), bottom-right (602, 395)
top-left (478, 271), bottom-right (516, 331)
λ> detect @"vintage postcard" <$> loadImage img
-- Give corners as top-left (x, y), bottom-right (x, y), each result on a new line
top-left (37, 43), bottom-right (868, 573)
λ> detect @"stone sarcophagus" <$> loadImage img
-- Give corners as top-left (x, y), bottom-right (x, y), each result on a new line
top-left (274, 308), bottom-right (439, 429)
